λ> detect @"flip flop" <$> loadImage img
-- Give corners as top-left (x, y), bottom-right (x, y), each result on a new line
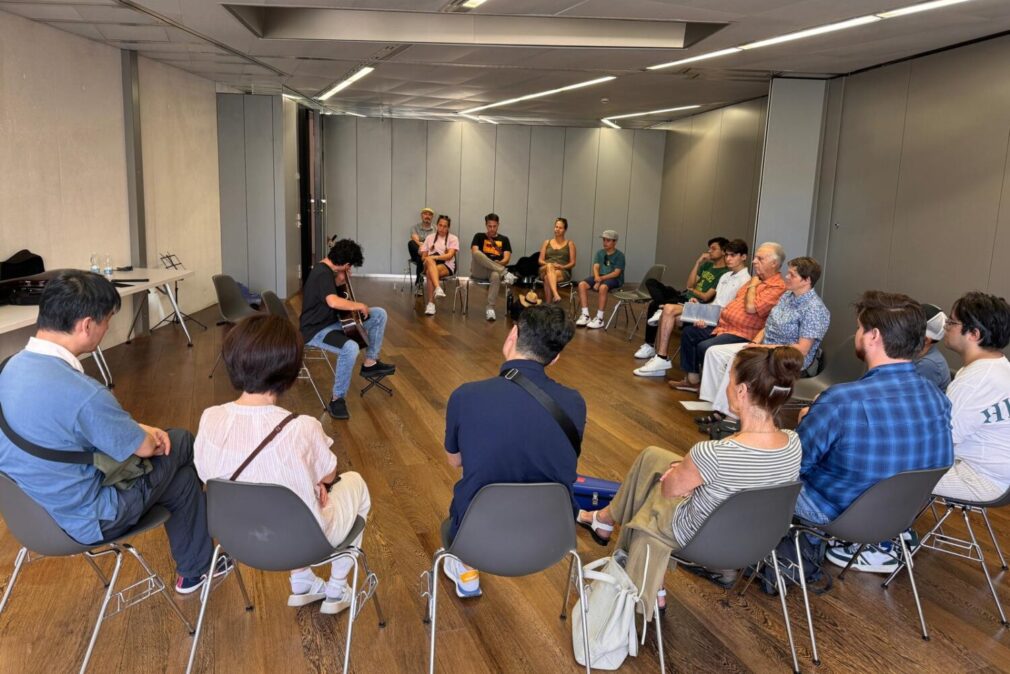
top-left (576, 509), bottom-right (614, 547)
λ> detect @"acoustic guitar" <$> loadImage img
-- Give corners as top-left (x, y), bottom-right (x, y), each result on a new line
top-left (337, 274), bottom-right (370, 349)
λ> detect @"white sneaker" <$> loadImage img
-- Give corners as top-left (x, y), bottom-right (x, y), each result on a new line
top-left (287, 575), bottom-right (327, 607)
top-left (486, 308), bottom-right (496, 321)
top-left (434, 286), bottom-right (446, 298)
top-left (425, 302), bottom-right (436, 315)
top-left (634, 343), bottom-right (656, 359)
top-left (575, 314), bottom-right (590, 327)
top-left (647, 309), bottom-right (663, 326)
top-left (443, 557), bottom-right (481, 598)
top-left (586, 317), bottom-right (605, 329)
top-left (634, 355), bottom-right (672, 377)
top-left (320, 581), bottom-right (352, 615)
top-left (825, 542), bottom-right (900, 574)
top-left (503, 271), bottom-right (517, 285)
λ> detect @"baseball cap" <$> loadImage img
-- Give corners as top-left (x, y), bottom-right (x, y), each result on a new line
top-left (421, 207), bottom-right (434, 215)
top-left (601, 230), bottom-right (619, 241)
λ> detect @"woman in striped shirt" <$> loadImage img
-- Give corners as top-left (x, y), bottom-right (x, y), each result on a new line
top-left (577, 346), bottom-right (804, 616)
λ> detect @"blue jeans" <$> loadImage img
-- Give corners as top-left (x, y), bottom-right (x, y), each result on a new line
top-left (307, 307), bottom-right (388, 399)
top-left (679, 327), bottom-right (747, 375)
top-left (794, 486), bottom-right (832, 525)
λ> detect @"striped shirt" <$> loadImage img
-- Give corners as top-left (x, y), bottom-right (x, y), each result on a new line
top-left (713, 273), bottom-right (786, 341)
top-left (672, 430), bottom-right (802, 547)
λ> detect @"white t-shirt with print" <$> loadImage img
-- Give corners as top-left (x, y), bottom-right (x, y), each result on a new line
top-left (947, 356), bottom-right (1010, 489)
top-left (713, 268), bottom-right (751, 307)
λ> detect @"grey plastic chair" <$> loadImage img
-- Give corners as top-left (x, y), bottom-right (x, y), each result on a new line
top-left (421, 483), bottom-right (591, 674)
top-left (885, 484), bottom-right (1010, 626)
top-left (209, 274), bottom-right (262, 378)
top-left (789, 466), bottom-right (949, 665)
top-left (0, 473), bottom-right (193, 673)
top-left (187, 479), bottom-right (385, 674)
top-left (604, 264), bottom-right (666, 339)
top-left (262, 290), bottom-right (331, 411)
top-left (785, 336), bottom-right (864, 407)
top-left (669, 481), bottom-right (803, 674)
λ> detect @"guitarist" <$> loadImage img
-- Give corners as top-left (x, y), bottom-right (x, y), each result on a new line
top-left (300, 239), bottom-right (396, 420)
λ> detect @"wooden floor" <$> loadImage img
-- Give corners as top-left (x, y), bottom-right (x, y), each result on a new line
top-left (1, 278), bottom-right (1009, 673)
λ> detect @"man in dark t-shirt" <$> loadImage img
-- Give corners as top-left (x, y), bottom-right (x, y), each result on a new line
top-left (469, 213), bottom-right (516, 322)
top-left (441, 304), bottom-right (584, 597)
top-left (299, 239), bottom-right (395, 420)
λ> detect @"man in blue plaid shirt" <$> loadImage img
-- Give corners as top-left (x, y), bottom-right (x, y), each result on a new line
top-left (796, 290), bottom-right (953, 574)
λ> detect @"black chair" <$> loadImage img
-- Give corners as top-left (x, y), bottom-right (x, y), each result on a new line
top-left (788, 467), bottom-right (949, 665)
top-left (422, 483), bottom-right (591, 674)
top-left (0, 474), bottom-right (193, 673)
top-left (885, 485), bottom-right (1010, 626)
top-left (784, 336), bottom-right (863, 408)
top-left (187, 479), bottom-right (385, 674)
top-left (669, 481), bottom-right (803, 674)
top-left (604, 264), bottom-right (666, 339)
top-left (208, 274), bottom-right (262, 378)
top-left (261, 290), bottom-right (331, 410)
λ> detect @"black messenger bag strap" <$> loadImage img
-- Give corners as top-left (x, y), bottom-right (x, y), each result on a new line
top-left (501, 368), bottom-right (581, 457)
top-left (230, 413), bottom-right (298, 481)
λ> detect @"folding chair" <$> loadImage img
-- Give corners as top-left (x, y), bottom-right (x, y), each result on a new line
top-left (604, 265), bottom-right (666, 339)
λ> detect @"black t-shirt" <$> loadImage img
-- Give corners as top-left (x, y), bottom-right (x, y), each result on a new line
top-left (470, 233), bottom-right (512, 262)
top-left (300, 263), bottom-right (341, 342)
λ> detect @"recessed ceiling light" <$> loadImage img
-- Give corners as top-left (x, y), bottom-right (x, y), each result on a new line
top-left (602, 105), bottom-right (701, 128)
top-left (460, 75), bottom-right (615, 115)
top-left (740, 15), bottom-right (881, 50)
top-left (647, 48), bottom-right (743, 71)
top-left (876, 0), bottom-right (974, 18)
top-left (343, 111), bottom-right (366, 118)
top-left (318, 66), bottom-right (375, 101)
top-left (462, 0), bottom-right (487, 8)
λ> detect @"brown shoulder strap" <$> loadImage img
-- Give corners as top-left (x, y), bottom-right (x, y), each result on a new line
top-left (229, 413), bottom-right (298, 481)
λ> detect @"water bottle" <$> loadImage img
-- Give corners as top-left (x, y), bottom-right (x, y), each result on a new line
top-left (90, 253), bottom-right (100, 274)
top-left (103, 255), bottom-right (113, 279)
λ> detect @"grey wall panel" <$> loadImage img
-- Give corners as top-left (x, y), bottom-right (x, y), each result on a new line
top-left (526, 126), bottom-right (566, 258)
top-left (655, 120), bottom-right (691, 278)
top-left (593, 129), bottom-right (634, 255)
top-left (217, 94), bottom-right (248, 284)
top-left (356, 118), bottom-right (393, 274)
top-left (888, 39), bottom-right (1010, 310)
top-left (458, 122), bottom-right (497, 274)
top-left (560, 128), bottom-right (600, 280)
top-left (624, 129), bottom-right (665, 283)
top-left (493, 124), bottom-right (532, 256)
top-left (820, 64), bottom-right (911, 351)
top-left (989, 141), bottom-right (1010, 299)
top-left (811, 79), bottom-right (845, 268)
top-left (391, 119), bottom-right (428, 269)
top-left (682, 112), bottom-right (721, 255)
top-left (425, 120), bottom-right (462, 227)
top-left (712, 99), bottom-right (764, 246)
top-left (244, 95), bottom-right (277, 294)
top-left (324, 116), bottom-right (358, 245)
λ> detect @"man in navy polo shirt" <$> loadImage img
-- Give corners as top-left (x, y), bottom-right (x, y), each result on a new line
top-left (442, 304), bottom-right (584, 597)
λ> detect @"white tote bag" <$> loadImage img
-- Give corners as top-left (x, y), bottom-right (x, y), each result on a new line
top-left (571, 550), bottom-right (649, 670)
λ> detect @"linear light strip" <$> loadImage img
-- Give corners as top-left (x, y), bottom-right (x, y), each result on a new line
top-left (460, 75), bottom-right (615, 115)
top-left (601, 119), bottom-right (620, 129)
top-left (877, 0), bottom-right (974, 18)
top-left (740, 15), bottom-right (881, 50)
top-left (647, 48), bottom-right (742, 71)
top-left (605, 104), bottom-right (700, 122)
top-left (319, 66), bottom-right (375, 101)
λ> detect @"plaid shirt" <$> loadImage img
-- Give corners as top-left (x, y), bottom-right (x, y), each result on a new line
top-left (797, 362), bottom-right (953, 520)
top-left (713, 273), bottom-right (786, 341)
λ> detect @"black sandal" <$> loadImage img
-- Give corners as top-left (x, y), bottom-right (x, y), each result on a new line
top-left (694, 412), bottom-right (726, 428)
top-left (576, 510), bottom-right (614, 547)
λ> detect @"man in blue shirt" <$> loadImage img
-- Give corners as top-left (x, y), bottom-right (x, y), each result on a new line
top-left (796, 290), bottom-right (953, 573)
top-left (575, 230), bottom-right (625, 329)
top-left (0, 271), bottom-right (217, 593)
top-left (442, 304), bottom-right (585, 597)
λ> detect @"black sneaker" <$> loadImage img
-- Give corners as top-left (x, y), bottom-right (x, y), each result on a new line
top-left (360, 360), bottom-right (396, 377)
top-left (328, 398), bottom-right (350, 420)
top-left (176, 554), bottom-right (234, 595)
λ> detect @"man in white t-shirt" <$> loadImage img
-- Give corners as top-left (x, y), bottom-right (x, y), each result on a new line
top-left (934, 291), bottom-right (1010, 501)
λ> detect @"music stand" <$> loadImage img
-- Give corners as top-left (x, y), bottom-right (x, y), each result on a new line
top-left (125, 253), bottom-right (208, 342)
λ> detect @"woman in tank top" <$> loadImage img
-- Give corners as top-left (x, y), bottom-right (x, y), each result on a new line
top-left (538, 217), bottom-right (577, 303)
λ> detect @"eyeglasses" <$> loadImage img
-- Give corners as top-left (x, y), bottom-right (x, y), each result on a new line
top-left (944, 319), bottom-right (962, 329)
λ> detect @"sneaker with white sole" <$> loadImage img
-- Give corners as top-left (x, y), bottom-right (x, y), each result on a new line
top-left (288, 576), bottom-right (327, 607)
top-left (825, 541), bottom-right (900, 574)
top-left (586, 317), bottom-right (604, 329)
top-left (634, 355), bottom-right (672, 377)
top-left (634, 343), bottom-right (656, 359)
top-left (575, 314), bottom-right (590, 327)
top-left (434, 286), bottom-right (446, 298)
top-left (503, 271), bottom-right (517, 285)
top-left (486, 308), bottom-right (496, 321)
top-left (425, 302), bottom-right (436, 316)
top-left (443, 557), bottom-right (481, 598)
top-left (176, 555), bottom-right (233, 595)
top-left (320, 581), bottom-right (353, 615)
top-left (647, 309), bottom-right (663, 326)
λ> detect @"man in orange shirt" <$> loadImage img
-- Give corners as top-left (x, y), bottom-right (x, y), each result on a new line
top-left (668, 242), bottom-right (787, 392)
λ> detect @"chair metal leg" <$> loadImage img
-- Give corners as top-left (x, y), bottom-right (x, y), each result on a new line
top-left (654, 606), bottom-right (666, 674)
top-left (961, 509), bottom-right (1008, 626)
top-left (83, 554), bottom-right (110, 587)
top-left (233, 563), bottom-right (254, 611)
top-left (836, 543), bottom-right (867, 581)
top-left (342, 554), bottom-right (361, 674)
top-left (426, 552), bottom-right (447, 674)
top-left (626, 303), bottom-right (646, 341)
top-left (604, 300), bottom-right (623, 331)
top-left (302, 364), bottom-right (328, 411)
top-left (769, 550), bottom-right (800, 674)
top-left (186, 545), bottom-right (223, 674)
top-left (123, 543), bottom-right (194, 633)
top-left (208, 352), bottom-right (223, 379)
top-left (80, 547), bottom-right (124, 674)
top-left (572, 551), bottom-right (591, 674)
top-left (898, 536), bottom-right (931, 639)
top-left (980, 508), bottom-right (1009, 571)
top-left (884, 505), bottom-right (952, 588)
top-left (0, 547), bottom-right (28, 617)
top-left (738, 560), bottom-right (762, 596)
top-left (793, 532), bottom-right (819, 665)
top-left (560, 555), bottom-right (575, 619)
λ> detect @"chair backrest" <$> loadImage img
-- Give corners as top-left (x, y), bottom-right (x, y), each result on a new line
top-left (639, 264), bottom-right (665, 288)
top-left (791, 336), bottom-right (863, 401)
top-left (0, 473), bottom-right (92, 556)
top-left (823, 467), bottom-right (950, 544)
top-left (675, 481), bottom-right (802, 570)
top-left (260, 290), bottom-right (288, 319)
top-left (449, 483), bottom-right (576, 577)
top-left (206, 479), bottom-right (336, 571)
top-left (212, 274), bottom-right (258, 324)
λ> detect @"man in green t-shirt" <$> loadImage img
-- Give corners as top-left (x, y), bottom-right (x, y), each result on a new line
top-left (575, 230), bottom-right (626, 329)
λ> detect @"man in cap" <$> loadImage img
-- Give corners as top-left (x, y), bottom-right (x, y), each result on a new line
top-left (408, 207), bottom-right (436, 289)
top-left (915, 303), bottom-right (951, 392)
top-left (575, 230), bottom-right (625, 329)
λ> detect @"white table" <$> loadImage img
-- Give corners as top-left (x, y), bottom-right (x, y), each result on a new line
top-left (0, 267), bottom-right (196, 386)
